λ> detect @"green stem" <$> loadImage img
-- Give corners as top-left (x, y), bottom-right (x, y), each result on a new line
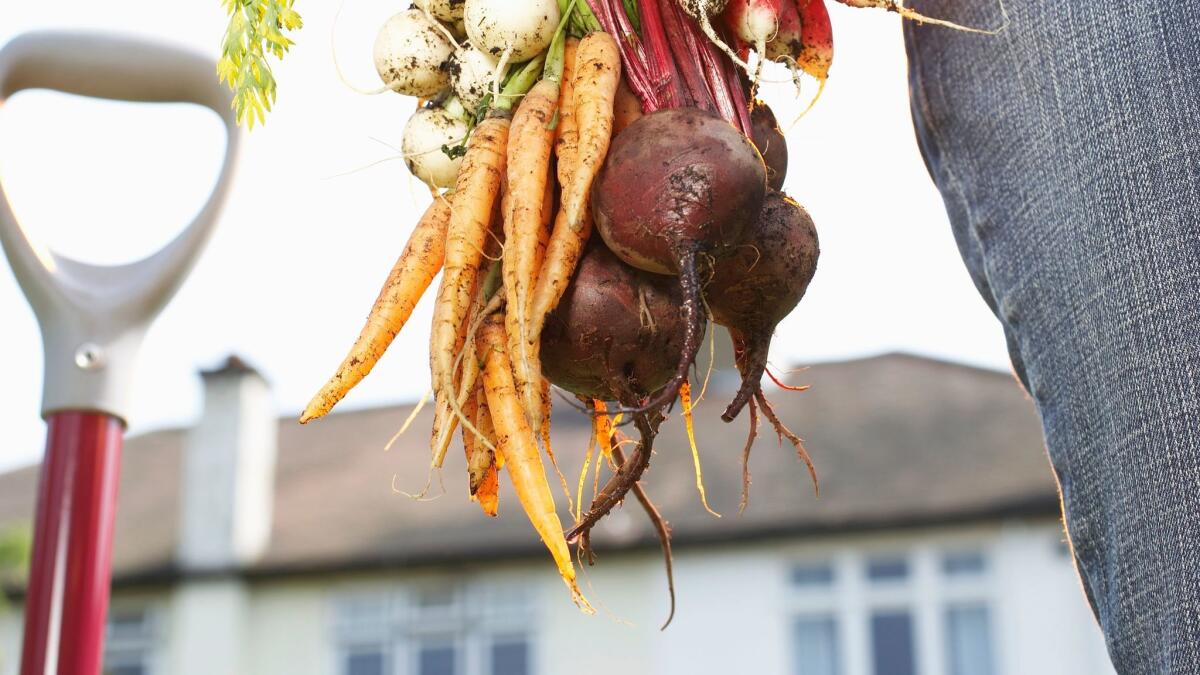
top-left (575, 1), bottom-right (603, 34)
top-left (492, 54), bottom-right (547, 112)
top-left (544, 0), bottom-right (579, 83)
top-left (482, 259), bottom-right (503, 300)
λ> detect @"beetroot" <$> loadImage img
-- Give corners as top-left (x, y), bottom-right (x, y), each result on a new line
top-left (540, 243), bottom-right (702, 402)
top-left (592, 107), bottom-right (766, 412)
top-left (751, 103), bottom-right (788, 192)
top-left (705, 190), bottom-right (819, 421)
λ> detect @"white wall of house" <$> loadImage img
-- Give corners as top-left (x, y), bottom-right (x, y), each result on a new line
top-left (0, 518), bottom-right (1115, 675)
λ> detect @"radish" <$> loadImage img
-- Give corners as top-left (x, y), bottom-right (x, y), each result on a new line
top-left (723, 0), bottom-right (781, 63)
top-left (750, 102), bottom-right (787, 191)
top-left (540, 244), bottom-right (698, 402)
top-left (464, 0), bottom-right (561, 62)
top-left (373, 9), bottom-right (456, 97)
top-left (416, 0), bottom-right (466, 23)
top-left (705, 189), bottom-right (819, 421)
top-left (678, 0), bottom-right (755, 75)
top-left (450, 48), bottom-right (500, 111)
top-left (402, 105), bottom-right (470, 189)
top-left (764, 0), bottom-right (801, 62)
top-left (592, 107), bottom-right (767, 413)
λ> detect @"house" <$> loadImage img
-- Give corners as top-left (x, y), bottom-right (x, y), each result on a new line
top-left (0, 352), bottom-right (1115, 675)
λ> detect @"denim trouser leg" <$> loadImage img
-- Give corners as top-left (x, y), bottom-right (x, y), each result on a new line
top-left (905, 1), bottom-right (1200, 671)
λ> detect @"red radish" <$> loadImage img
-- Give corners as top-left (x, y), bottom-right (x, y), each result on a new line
top-left (592, 107), bottom-right (767, 413)
top-left (797, 0), bottom-right (833, 82)
top-left (723, 0), bottom-right (781, 65)
top-left (764, 0), bottom-right (802, 62)
top-left (540, 244), bottom-right (700, 402)
top-left (705, 190), bottom-right (819, 421)
top-left (750, 102), bottom-right (788, 191)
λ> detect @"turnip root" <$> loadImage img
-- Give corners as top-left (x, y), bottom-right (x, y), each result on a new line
top-left (416, 0), bottom-right (465, 23)
top-left (593, 107), bottom-right (766, 413)
top-left (465, 0), bottom-right (561, 62)
top-left (750, 102), bottom-right (787, 191)
top-left (541, 244), bottom-right (700, 402)
top-left (450, 48), bottom-right (500, 111)
top-left (705, 190), bottom-right (818, 421)
top-left (402, 106), bottom-right (470, 189)
top-left (373, 9), bottom-right (456, 97)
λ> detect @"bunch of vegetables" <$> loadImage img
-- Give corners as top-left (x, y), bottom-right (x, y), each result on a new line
top-left (269, 0), bottom-right (969, 622)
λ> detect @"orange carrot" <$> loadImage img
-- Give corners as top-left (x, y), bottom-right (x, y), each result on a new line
top-left (527, 32), bottom-right (621, 386)
top-left (477, 314), bottom-right (591, 610)
top-left (504, 78), bottom-right (559, 435)
top-left (430, 115), bottom-right (509, 446)
top-left (612, 77), bottom-right (643, 135)
top-left (301, 195), bottom-right (452, 423)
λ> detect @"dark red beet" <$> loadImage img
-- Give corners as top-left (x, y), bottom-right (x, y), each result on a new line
top-left (705, 190), bottom-right (819, 421)
top-left (592, 107), bottom-right (766, 413)
top-left (540, 244), bottom-right (701, 402)
top-left (751, 103), bottom-right (788, 192)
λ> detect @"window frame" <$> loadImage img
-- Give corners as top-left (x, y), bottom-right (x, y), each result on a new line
top-left (330, 579), bottom-right (538, 675)
top-left (784, 538), bottom-right (999, 675)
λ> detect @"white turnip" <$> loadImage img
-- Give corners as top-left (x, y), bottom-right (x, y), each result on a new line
top-left (464, 0), bottom-right (561, 62)
top-left (373, 9), bottom-right (456, 97)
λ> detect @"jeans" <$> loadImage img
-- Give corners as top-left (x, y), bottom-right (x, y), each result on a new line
top-left (905, 1), bottom-right (1200, 672)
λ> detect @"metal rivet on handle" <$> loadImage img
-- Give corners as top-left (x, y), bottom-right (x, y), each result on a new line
top-left (74, 343), bottom-right (105, 370)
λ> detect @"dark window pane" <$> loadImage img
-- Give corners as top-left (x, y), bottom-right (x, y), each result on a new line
top-left (941, 551), bottom-right (987, 577)
top-left (492, 639), bottom-right (529, 675)
top-left (418, 587), bottom-right (456, 609)
top-left (871, 611), bottom-right (915, 675)
top-left (419, 644), bottom-right (456, 675)
top-left (791, 563), bottom-right (835, 588)
top-left (346, 651), bottom-right (385, 675)
top-left (867, 558), bottom-right (909, 582)
top-left (793, 616), bottom-right (839, 675)
top-left (946, 606), bottom-right (995, 675)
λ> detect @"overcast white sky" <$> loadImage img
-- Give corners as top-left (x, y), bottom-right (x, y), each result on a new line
top-left (0, 1), bottom-right (1011, 473)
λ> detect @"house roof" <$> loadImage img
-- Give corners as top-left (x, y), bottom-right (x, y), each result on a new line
top-left (0, 353), bottom-right (1059, 586)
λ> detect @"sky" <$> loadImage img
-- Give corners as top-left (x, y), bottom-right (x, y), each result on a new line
top-left (0, 1), bottom-right (1012, 473)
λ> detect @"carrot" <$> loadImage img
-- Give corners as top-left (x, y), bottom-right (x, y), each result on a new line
top-left (429, 114), bottom-right (509, 443)
top-left (527, 31), bottom-right (621, 392)
top-left (462, 382), bottom-right (500, 516)
top-left (477, 314), bottom-right (591, 610)
top-left (300, 195), bottom-right (452, 423)
top-left (503, 77), bottom-right (559, 438)
top-left (612, 77), bottom-right (643, 135)
top-left (555, 37), bottom-right (582, 188)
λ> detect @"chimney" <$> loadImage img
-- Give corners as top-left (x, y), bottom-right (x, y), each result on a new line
top-left (178, 356), bottom-right (277, 570)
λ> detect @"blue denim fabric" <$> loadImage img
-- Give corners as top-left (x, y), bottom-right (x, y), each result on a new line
top-left (905, 1), bottom-right (1200, 672)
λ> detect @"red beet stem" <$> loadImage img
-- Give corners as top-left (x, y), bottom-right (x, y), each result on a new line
top-left (660, 0), bottom-right (718, 113)
top-left (637, 0), bottom-right (688, 110)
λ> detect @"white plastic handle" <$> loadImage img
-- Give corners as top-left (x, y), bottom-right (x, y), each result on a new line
top-left (0, 31), bottom-right (241, 422)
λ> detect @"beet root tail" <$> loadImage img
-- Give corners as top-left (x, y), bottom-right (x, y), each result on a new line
top-left (722, 333), bottom-right (769, 422)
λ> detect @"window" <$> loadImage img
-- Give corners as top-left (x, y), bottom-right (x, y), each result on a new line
top-left (104, 609), bottom-right (156, 675)
top-left (344, 649), bottom-right (387, 675)
top-left (793, 616), bottom-right (839, 675)
top-left (942, 551), bottom-right (987, 577)
top-left (866, 557), bottom-right (909, 582)
top-left (791, 562), bottom-right (835, 588)
top-left (945, 605), bottom-right (995, 675)
top-left (334, 584), bottom-right (534, 675)
top-left (789, 545), bottom-right (997, 675)
top-left (417, 640), bottom-right (456, 675)
top-left (490, 637), bottom-right (530, 675)
top-left (870, 611), bottom-right (916, 675)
